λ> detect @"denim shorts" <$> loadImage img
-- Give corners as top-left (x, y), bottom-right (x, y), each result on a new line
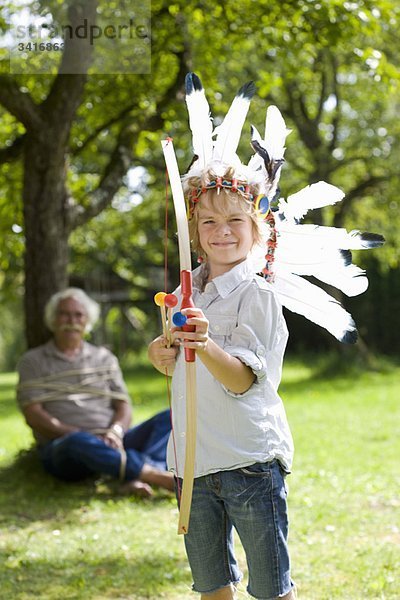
top-left (179, 460), bottom-right (294, 599)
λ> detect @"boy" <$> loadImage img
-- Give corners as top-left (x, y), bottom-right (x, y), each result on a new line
top-left (149, 70), bottom-right (382, 598)
top-left (148, 183), bottom-right (296, 599)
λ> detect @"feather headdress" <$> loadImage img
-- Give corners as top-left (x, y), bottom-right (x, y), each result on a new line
top-left (182, 72), bottom-right (385, 343)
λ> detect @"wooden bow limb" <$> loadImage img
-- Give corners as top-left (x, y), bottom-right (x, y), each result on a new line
top-left (161, 138), bottom-right (197, 535)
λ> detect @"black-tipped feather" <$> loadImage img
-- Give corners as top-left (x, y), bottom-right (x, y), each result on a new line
top-left (238, 81), bottom-right (256, 100)
top-left (185, 72), bottom-right (203, 94)
top-left (250, 134), bottom-right (284, 180)
top-left (185, 72), bottom-right (213, 172)
top-left (341, 329), bottom-right (358, 344)
top-left (272, 272), bottom-right (358, 343)
top-left (212, 82), bottom-right (255, 166)
top-left (359, 232), bottom-right (385, 248)
top-left (250, 135), bottom-right (270, 163)
top-left (339, 249), bottom-right (352, 266)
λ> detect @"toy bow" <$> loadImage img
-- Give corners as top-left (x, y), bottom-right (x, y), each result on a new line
top-left (161, 138), bottom-right (197, 535)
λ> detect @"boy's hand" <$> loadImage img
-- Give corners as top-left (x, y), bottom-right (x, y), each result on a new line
top-left (148, 335), bottom-right (178, 373)
top-left (172, 308), bottom-right (209, 352)
top-left (171, 308), bottom-right (254, 394)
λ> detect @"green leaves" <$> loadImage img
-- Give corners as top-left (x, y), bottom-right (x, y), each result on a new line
top-left (0, 0), bottom-right (399, 355)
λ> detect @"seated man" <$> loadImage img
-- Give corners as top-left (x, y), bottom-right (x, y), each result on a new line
top-left (16, 287), bottom-right (173, 497)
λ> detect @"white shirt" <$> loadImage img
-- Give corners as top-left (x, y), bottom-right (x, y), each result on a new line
top-left (167, 259), bottom-right (294, 477)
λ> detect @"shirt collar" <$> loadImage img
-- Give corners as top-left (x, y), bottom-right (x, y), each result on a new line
top-left (193, 258), bottom-right (255, 299)
top-left (45, 338), bottom-right (90, 361)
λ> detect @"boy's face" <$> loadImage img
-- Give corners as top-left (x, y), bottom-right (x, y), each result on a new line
top-left (197, 195), bottom-right (255, 277)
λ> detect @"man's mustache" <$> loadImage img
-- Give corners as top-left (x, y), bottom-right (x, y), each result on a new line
top-left (59, 324), bottom-right (84, 332)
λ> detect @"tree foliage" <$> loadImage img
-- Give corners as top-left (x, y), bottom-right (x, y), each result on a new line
top-left (0, 0), bottom-right (399, 364)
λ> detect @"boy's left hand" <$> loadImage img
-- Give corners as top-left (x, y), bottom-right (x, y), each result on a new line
top-left (172, 308), bottom-right (209, 352)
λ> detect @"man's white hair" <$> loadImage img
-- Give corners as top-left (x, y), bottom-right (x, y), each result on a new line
top-left (44, 287), bottom-right (100, 333)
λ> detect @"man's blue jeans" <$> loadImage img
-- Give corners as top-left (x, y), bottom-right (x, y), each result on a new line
top-left (38, 409), bottom-right (171, 482)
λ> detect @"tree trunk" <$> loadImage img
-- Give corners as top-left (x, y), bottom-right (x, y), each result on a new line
top-left (23, 129), bottom-right (70, 348)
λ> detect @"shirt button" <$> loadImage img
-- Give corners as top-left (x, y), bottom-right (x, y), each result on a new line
top-left (214, 325), bottom-right (220, 332)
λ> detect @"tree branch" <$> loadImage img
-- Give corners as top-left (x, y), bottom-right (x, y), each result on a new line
top-left (72, 13), bottom-right (191, 157)
top-left (42, 74), bottom-right (88, 131)
top-left (0, 134), bottom-right (25, 164)
top-left (68, 48), bottom-right (189, 231)
top-left (40, 1), bottom-right (97, 137)
top-left (68, 121), bottom-right (135, 230)
top-left (285, 81), bottom-right (322, 152)
top-left (0, 76), bottom-right (42, 129)
top-left (0, 1), bottom-right (96, 140)
top-left (70, 102), bottom-right (139, 155)
top-left (315, 54), bottom-right (328, 124)
top-left (334, 175), bottom-right (386, 225)
top-left (329, 55), bottom-right (341, 153)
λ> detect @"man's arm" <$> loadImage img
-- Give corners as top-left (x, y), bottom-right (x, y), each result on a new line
top-left (110, 399), bottom-right (132, 431)
top-left (99, 399), bottom-right (132, 450)
top-left (22, 403), bottom-right (79, 439)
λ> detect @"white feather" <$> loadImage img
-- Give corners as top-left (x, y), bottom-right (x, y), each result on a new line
top-left (278, 181), bottom-right (345, 221)
top-left (247, 108), bottom-right (290, 173)
top-left (276, 222), bottom-right (381, 251)
top-left (247, 107), bottom-right (290, 199)
top-left (247, 155), bottom-right (262, 172)
top-left (274, 245), bottom-right (368, 296)
top-left (264, 105), bottom-right (291, 159)
top-left (213, 82), bottom-right (255, 167)
top-left (274, 245), bottom-right (347, 266)
top-left (185, 77), bottom-right (213, 172)
top-left (251, 124), bottom-right (262, 143)
top-left (247, 125), bottom-right (263, 171)
top-left (273, 273), bottom-right (357, 343)
top-left (314, 265), bottom-right (368, 296)
top-left (275, 258), bottom-right (368, 296)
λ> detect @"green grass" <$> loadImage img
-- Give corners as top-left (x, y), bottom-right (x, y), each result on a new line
top-left (0, 357), bottom-right (399, 599)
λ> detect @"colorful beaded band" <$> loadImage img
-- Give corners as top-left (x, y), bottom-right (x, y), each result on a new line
top-left (188, 178), bottom-right (253, 203)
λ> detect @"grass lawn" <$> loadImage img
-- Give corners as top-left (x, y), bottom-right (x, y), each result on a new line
top-left (0, 356), bottom-right (399, 599)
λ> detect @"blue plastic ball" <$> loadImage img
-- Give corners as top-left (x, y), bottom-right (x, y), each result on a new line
top-left (172, 312), bottom-right (187, 327)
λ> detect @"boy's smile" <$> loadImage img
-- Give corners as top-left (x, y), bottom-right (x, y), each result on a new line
top-left (197, 198), bottom-right (255, 278)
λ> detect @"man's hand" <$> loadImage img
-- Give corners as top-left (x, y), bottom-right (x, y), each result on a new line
top-left (98, 430), bottom-right (124, 451)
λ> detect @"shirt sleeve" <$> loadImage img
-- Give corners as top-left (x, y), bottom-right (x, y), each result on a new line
top-left (16, 351), bottom-right (44, 408)
top-left (223, 282), bottom-right (287, 393)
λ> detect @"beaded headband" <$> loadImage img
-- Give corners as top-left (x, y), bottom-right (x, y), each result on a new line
top-left (188, 178), bottom-right (253, 202)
